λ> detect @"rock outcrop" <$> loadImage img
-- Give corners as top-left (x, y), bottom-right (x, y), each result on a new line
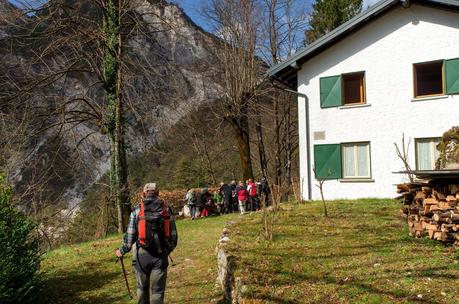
top-left (1, 0), bottom-right (223, 210)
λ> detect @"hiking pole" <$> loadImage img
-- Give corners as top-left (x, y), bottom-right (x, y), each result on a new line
top-left (169, 255), bottom-right (176, 266)
top-left (116, 257), bottom-right (133, 299)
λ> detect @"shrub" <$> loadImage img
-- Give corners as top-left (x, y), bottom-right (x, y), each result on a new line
top-left (436, 126), bottom-right (459, 169)
top-left (0, 175), bottom-right (41, 303)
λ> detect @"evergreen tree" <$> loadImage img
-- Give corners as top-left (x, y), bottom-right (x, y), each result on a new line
top-left (0, 175), bottom-right (41, 303)
top-left (305, 0), bottom-right (363, 44)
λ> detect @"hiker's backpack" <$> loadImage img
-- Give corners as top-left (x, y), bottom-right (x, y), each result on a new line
top-left (187, 189), bottom-right (196, 203)
top-left (248, 183), bottom-right (257, 196)
top-left (137, 198), bottom-right (171, 254)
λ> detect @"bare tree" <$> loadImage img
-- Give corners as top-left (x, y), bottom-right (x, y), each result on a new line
top-left (0, 0), bottom-right (184, 232)
top-left (205, 0), bottom-right (265, 181)
top-left (313, 168), bottom-right (331, 217)
top-left (394, 133), bottom-right (414, 182)
top-left (258, 0), bottom-right (306, 190)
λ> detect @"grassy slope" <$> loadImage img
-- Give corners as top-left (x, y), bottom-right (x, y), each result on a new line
top-left (230, 199), bottom-right (459, 304)
top-left (40, 214), bottom-right (238, 304)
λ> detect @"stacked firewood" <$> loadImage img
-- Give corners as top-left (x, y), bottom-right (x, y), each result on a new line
top-left (397, 182), bottom-right (459, 245)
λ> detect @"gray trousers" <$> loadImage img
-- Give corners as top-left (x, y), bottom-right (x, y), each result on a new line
top-left (133, 246), bottom-right (168, 304)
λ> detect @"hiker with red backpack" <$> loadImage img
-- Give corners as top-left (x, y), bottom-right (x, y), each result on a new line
top-left (247, 178), bottom-right (259, 211)
top-left (115, 183), bottom-right (178, 304)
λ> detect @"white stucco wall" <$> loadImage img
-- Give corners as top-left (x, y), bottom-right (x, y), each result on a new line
top-left (297, 4), bottom-right (459, 200)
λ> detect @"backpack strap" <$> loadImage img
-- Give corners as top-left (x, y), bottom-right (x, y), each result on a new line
top-left (137, 200), bottom-right (147, 247)
top-left (161, 200), bottom-right (171, 240)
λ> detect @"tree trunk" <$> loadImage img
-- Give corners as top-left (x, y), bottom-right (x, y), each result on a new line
top-left (104, 0), bottom-right (130, 233)
top-left (230, 114), bottom-right (253, 181)
top-left (285, 102), bottom-right (292, 196)
top-left (256, 117), bottom-right (268, 179)
top-left (274, 97), bottom-right (281, 186)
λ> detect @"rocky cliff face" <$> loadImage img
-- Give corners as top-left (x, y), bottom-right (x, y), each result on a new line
top-left (0, 0), bottom-right (223, 211)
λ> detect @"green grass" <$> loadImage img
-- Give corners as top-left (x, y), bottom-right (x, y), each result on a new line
top-left (228, 199), bottom-right (459, 304)
top-left (40, 214), bottom-right (238, 304)
top-left (39, 200), bottom-right (459, 304)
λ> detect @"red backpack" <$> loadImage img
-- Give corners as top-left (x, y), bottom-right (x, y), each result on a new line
top-left (137, 198), bottom-right (171, 254)
top-left (248, 182), bottom-right (257, 196)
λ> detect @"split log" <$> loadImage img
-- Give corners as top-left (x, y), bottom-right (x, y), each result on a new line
top-left (441, 224), bottom-right (456, 233)
top-left (428, 229), bottom-right (441, 239)
top-left (422, 187), bottom-right (432, 195)
top-left (414, 191), bottom-right (426, 201)
top-left (397, 184), bottom-right (410, 192)
top-left (446, 195), bottom-right (457, 202)
top-left (434, 190), bottom-right (446, 201)
top-left (424, 198), bottom-right (439, 205)
top-left (438, 201), bottom-right (455, 209)
top-left (433, 212), bottom-right (452, 223)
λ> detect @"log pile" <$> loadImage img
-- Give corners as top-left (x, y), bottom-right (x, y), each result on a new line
top-left (397, 182), bottom-right (459, 245)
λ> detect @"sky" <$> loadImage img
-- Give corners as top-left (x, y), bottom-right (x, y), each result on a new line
top-left (173, 0), bottom-right (213, 31)
top-left (173, 0), bottom-right (382, 31)
top-left (8, 0), bottom-right (382, 33)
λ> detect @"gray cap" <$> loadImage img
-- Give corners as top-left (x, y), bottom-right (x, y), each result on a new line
top-left (143, 183), bottom-right (158, 192)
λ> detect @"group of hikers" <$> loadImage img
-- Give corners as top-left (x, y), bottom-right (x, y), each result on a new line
top-left (185, 177), bottom-right (271, 219)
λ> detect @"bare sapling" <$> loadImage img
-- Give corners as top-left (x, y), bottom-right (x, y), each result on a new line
top-left (394, 133), bottom-right (414, 182)
top-left (260, 181), bottom-right (283, 241)
top-left (313, 168), bottom-right (331, 217)
top-left (260, 190), bottom-right (272, 241)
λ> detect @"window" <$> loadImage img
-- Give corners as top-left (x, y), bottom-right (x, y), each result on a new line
top-left (320, 71), bottom-right (366, 108)
top-left (416, 138), bottom-right (440, 170)
top-left (343, 72), bottom-right (365, 105)
top-left (414, 61), bottom-right (444, 97)
top-left (342, 142), bottom-right (371, 178)
top-left (313, 142), bottom-right (371, 179)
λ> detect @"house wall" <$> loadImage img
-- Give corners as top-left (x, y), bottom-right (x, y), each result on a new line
top-left (297, 4), bottom-right (459, 200)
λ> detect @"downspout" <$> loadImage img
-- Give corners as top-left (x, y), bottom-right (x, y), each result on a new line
top-left (271, 81), bottom-right (312, 201)
top-left (304, 95), bottom-right (312, 201)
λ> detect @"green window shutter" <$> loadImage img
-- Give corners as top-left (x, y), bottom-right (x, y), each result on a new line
top-left (314, 144), bottom-right (342, 179)
top-left (445, 58), bottom-right (459, 94)
top-left (320, 75), bottom-right (342, 108)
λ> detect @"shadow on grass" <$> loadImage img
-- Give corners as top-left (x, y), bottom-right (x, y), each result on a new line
top-left (232, 201), bottom-right (458, 303)
top-left (245, 267), bottom-right (442, 304)
top-left (38, 265), bottom-right (125, 304)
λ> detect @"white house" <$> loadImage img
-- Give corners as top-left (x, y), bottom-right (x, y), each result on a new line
top-left (267, 0), bottom-right (459, 200)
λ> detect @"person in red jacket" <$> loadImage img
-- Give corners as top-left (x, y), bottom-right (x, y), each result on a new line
top-left (247, 178), bottom-right (259, 211)
top-left (237, 181), bottom-right (248, 214)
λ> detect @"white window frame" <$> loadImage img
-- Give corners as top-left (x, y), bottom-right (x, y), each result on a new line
top-left (415, 138), bottom-right (441, 170)
top-left (342, 142), bottom-right (371, 179)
